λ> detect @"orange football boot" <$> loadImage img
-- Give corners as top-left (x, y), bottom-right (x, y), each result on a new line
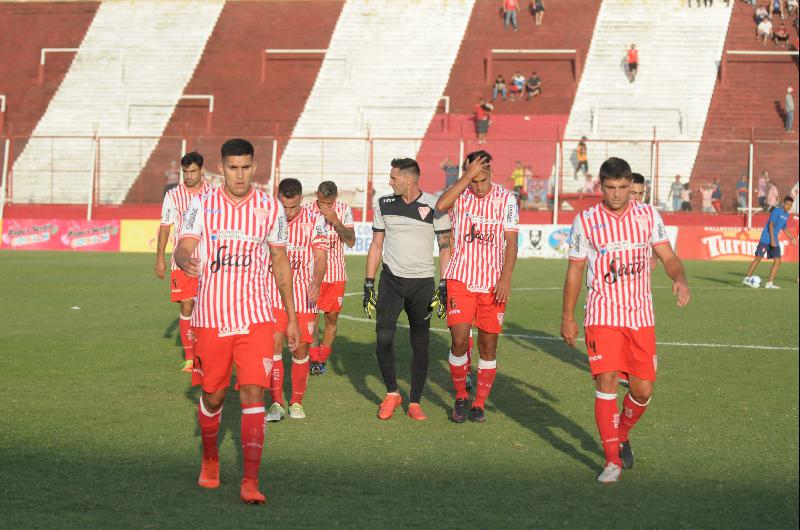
top-left (198, 458), bottom-right (220, 489)
top-left (240, 478), bottom-right (266, 504)
top-left (377, 393), bottom-right (402, 420)
top-left (407, 403), bottom-right (427, 421)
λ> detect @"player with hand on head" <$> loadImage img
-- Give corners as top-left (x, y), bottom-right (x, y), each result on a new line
top-left (436, 150), bottom-right (520, 424)
top-left (561, 157), bottom-right (690, 484)
top-left (266, 179), bottom-right (328, 421)
top-left (155, 151), bottom-right (212, 372)
top-left (174, 138), bottom-right (299, 504)
top-left (743, 196), bottom-right (797, 289)
top-left (306, 181), bottom-right (355, 375)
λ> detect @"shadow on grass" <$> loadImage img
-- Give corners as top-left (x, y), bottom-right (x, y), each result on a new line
top-left (503, 321), bottom-right (590, 374)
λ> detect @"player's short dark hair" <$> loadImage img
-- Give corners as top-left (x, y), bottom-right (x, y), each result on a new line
top-left (599, 157), bottom-right (632, 182)
top-left (632, 172), bottom-right (645, 185)
top-left (181, 151), bottom-right (203, 169)
top-left (278, 178), bottom-right (302, 198)
top-left (391, 158), bottom-right (420, 178)
top-left (462, 150), bottom-right (493, 170)
top-left (317, 181), bottom-right (338, 199)
top-left (784, 195), bottom-right (794, 203)
top-left (221, 138), bottom-right (254, 159)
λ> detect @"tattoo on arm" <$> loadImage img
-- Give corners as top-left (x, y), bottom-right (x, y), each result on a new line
top-left (334, 222), bottom-right (355, 242)
top-left (437, 232), bottom-right (451, 250)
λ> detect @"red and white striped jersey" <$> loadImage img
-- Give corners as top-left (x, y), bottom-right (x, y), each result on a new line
top-left (443, 184), bottom-right (519, 293)
top-left (179, 187), bottom-right (287, 331)
top-left (267, 206), bottom-right (328, 313)
top-left (160, 181), bottom-right (213, 270)
top-left (568, 200), bottom-right (670, 329)
top-left (306, 200), bottom-right (354, 282)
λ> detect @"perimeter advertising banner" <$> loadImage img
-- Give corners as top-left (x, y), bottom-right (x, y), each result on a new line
top-left (119, 220), bottom-right (173, 253)
top-left (0, 219), bottom-right (120, 251)
top-left (674, 226), bottom-right (798, 262)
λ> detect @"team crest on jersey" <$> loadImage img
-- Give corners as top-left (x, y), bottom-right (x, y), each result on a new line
top-left (301, 223), bottom-right (312, 234)
top-left (337, 296), bottom-right (343, 305)
top-left (496, 312), bottom-right (505, 326)
top-left (263, 357), bottom-right (273, 377)
top-left (254, 208), bottom-right (267, 225)
top-left (491, 197), bottom-right (503, 213)
top-left (418, 206), bottom-right (431, 219)
top-left (634, 214), bottom-right (649, 231)
top-left (307, 322), bottom-right (315, 336)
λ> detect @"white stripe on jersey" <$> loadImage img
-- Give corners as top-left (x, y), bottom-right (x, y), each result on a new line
top-left (443, 184), bottom-right (519, 292)
top-left (306, 200), bottom-right (353, 282)
top-left (179, 187), bottom-right (287, 330)
top-left (567, 200), bottom-right (669, 328)
top-left (268, 206), bottom-right (328, 313)
top-left (160, 181), bottom-right (213, 270)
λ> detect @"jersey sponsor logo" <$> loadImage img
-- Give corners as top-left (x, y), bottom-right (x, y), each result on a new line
top-left (569, 230), bottom-right (582, 253)
top-left (213, 230), bottom-right (263, 243)
top-left (602, 257), bottom-right (646, 284)
top-left (210, 244), bottom-right (253, 273)
top-left (464, 223), bottom-right (496, 244)
top-left (418, 206), bottom-right (431, 219)
top-left (588, 354), bottom-right (603, 362)
top-left (218, 325), bottom-right (250, 337)
top-left (185, 207), bottom-right (198, 230)
top-left (277, 216), bottom-right (287, 241)
top-left (600, 240), bottom-right (648, 255)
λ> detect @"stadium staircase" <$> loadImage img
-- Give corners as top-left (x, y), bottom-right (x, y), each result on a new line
top-left (129, 1), bottom-right (344, 204)
top-left (561, 0), bottom-right (733, 204)
top-left (277, 0), bottom-right (475, 201)
top-left (10, 0), bottom-right (224, 204)
top-left (690, 2), bottom-right (799, 210)
top-left (415, 0), bottom-right (600, 193)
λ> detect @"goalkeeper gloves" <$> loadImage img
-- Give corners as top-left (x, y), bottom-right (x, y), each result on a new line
top-left (429, 279), bottom-right (447, 319)
top-left (363, 278), bottom-right (377, 319)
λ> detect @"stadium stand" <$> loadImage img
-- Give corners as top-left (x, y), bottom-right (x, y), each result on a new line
top-left (10, 1), bottom-right (224, 204)
top-left (276, 0), bottom-right (475, 202)
top-left (690, 1), bottom-right (799, 212)
top-left (561, 0), bottom-right (733, 205)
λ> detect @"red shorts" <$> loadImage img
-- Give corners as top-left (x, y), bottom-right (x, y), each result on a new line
top-left (191, 323), bottom-right (274, 393)
top-left (272, 308), bottom-right (317, 344)
top-left (317, 281), bottom-right (346, 313)
top-left (584, 326), bottom-right (657, 382)
top-left (445, 280), bottom-right (506, 334)
top-left (170, 269), bottom-right (197, 302)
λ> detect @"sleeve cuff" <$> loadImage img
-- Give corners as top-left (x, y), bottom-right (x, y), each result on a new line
top-left (178, 234), bottom-right (200, 241)
top-left (568, 256), bottom-right (587, 262)
top-left (434, 229), bottom-right (451, 235)
top-left (268, 242), bottom-right (287, 247)
top-left (159, 222), bottom-right (172, 227)
top-left (503, 228), bottom-right (519, 233)
top-left (372, 228), bottom-right (385, 233)
top-left (652, 240), bottom-right (670, 247)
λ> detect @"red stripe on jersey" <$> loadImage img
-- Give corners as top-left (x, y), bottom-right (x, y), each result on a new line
top-left (161, 181), bottom-right (212, 270)
top-left (306, 200), bottom-right (353, 282)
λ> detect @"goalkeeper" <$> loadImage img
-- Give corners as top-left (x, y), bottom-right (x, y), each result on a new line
top-left (364, 158), bottom-right (452, 421)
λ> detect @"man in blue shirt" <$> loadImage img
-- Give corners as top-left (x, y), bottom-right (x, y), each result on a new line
top-left (743, 196), bottom-right (797, 288)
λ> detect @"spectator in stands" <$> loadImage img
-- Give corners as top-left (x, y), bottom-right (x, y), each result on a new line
top-left (668, 174), bottom-right (684, 211)
top-left (492, 75), bottom-right (508, 101)
top-left (757, 17), bottom-right (774, 45)
top-left (582, 173), bottom-right (596, 194)
top-left (510, 71), bottom-right (526, 101)
top-left (767, 179), bottom-right (781, 209)
top-left (701, 184), bottom-right (715, 213)
top-left (737, 172), bottom-right (749, 210)
top-left (163, 160), bottom-right (180, 196)
top-left (574, 137), bottom-right (589, 178)
top-left (785, 86), bottom-right (795, 132)
top-left (532, 0), bottom-right (545, 25)
top-left (680, 183), bottom-right (692, 211)
top-left (508, 160), bottom-right (526, 207)
top-left (441, 157), bottom-right (460, 189)
top-left (626, 44), bottom-right (639, 83)
top-left (474, 98), bottom-right (492, 144)
top-left (755, 4), bottom-right (770, 23)
top-left (523, 165), bottom-right (536, 210)
top-left (712, 177), bottom-right (723, 212)
top-left (788, 0), bottom-right (799, 17)
top-left (773, 23), bottom-right (791, 45)
top-left (525, 71), bottom-right (542, 100)
top-left (769, 0), bottom-right (786, 19)
top-left (758, 171), bottom-right (769, 210)
top-left (503, 0), bottom-right (520, 31)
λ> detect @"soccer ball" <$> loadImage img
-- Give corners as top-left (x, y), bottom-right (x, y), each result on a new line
top-left (748, 275), bottom-right (762, 288)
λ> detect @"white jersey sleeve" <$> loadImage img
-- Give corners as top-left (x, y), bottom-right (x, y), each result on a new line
top-left (160, 192), bottom-right (177, 227)
top-left (649, 207), bottom-right (669, 246)
top-left (568, 214), bottom-right (589, 261)
top-left (372, 201), bottom-right (385, 231)
top-left (179, 196), bottom-right (204, 241)
top-left (342, 204), bottom-right (354, 228)
top-left (503, 198), bottom-right (520, 232)
top-left (312, 212), bottom-right (329, 250)
top-left (267, 202), bottom-right (288, 246)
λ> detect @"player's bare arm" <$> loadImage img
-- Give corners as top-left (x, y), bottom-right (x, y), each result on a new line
top-left (270, 244), bottom-right (301, 351)
top-left (437, 231), bottom-right (452, 276)
top-left (320, 203), bottom-right (356, 247)
top-left (308, 247), bottom-right (327, 303)
top-left (435, 156), bottom-right (489, 212)
top-left (365, 231), bottom-right (385, 279)
top-left (653, 243), bottom-right (691, 307)
top-left (494, 231), bottom-right (518, 304)
top-left (155, 225), bottom-right (171, 279)
top-left (560, 258), bottom-right (587, 348)
top-left (174, 237), bottom-right (200, 277)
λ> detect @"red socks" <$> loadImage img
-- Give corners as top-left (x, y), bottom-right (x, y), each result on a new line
top-left (270, 354), bottom-right (284, 405)
top-left (448, 352), bottom-right (470, 400)
top-left (240, 403), bottom-right (265, 480)
top-left (291, 356), bottom-right (310, 405)
top-left (179, 314), bottom-right (194, 361)
top-left (472, 359), bottom-right (497, 410)
top-left (197, 397), bottom-right (221, 461)
top-left (308, 346), bottom-right (322, 363)
top-left (619, 393), bottom-right (649, 442)
top-left (319, 345), bottom-right (332, 362)
top-left (595, 391), bottom-right (621, 466)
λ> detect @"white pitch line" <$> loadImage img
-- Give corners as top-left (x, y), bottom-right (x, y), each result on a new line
top-left (345, 285), bottom-right (775, 297)
top-left (337, 314), bottom-right (799, 352)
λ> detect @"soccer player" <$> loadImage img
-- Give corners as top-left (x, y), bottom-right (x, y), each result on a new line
top-left (364, 158), bottom-right (452, 421)
top-left (266, 179), bottom-right (328, 421)
top-left (436, 150), bottom-right (519, 424)
top-left (560, 157), bottom-right (690, 484)
top-left (174, 138), bottom-right (300, 504)
top-left (743, 196), bottom-right (797, 289)
top-left (306, 181), bottom-right (356, 375)
top-left (630, 172), bottom-right (646, 202)
top-left (155, 151), bottom-right (212, 372)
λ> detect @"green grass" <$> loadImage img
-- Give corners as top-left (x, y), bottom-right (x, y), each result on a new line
top-left (0, 251), bottom-right (797, 529)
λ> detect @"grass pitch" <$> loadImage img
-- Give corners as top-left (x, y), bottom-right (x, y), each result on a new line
top-left (0, 251), bottom-right (797, 529)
